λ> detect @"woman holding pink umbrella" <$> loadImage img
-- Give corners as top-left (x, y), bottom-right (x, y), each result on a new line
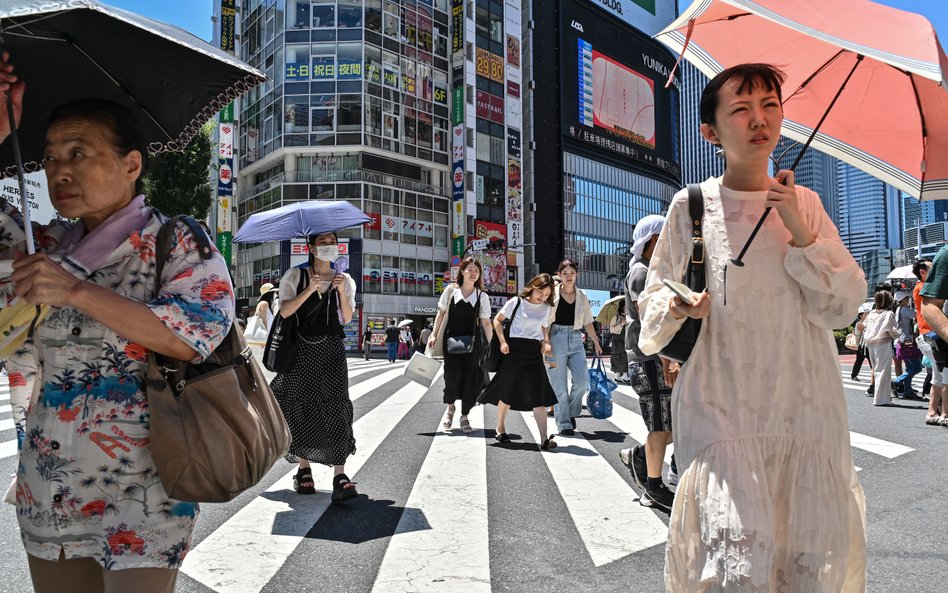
top-left (638, 64), bottom-right (867, 591)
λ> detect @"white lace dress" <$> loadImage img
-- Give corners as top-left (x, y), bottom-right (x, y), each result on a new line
top-left (638, 178), bottom-right (868, 592)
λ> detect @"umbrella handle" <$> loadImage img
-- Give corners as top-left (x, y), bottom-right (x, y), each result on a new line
top-left (4, 92), bottom-right (34, 254)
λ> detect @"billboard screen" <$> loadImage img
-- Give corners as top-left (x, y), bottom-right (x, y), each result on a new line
top-left (561, 0), bottom-right (680, 184)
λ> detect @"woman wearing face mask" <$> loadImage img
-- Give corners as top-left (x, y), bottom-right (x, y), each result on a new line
top-left (270, 232), bottom-right (359, 502)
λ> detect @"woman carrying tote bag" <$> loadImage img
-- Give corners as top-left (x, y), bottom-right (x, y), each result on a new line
top-left (427, 257), bottom-right (494, 433)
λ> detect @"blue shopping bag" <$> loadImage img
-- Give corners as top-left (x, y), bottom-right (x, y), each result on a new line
top-left (586, 355), bottom-right (615, 420)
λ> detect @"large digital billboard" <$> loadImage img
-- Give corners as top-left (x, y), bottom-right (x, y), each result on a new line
top-left (561, 0), bottom-right (680, 184)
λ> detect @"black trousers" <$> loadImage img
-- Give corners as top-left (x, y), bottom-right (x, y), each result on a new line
top-left (851, 345), bottom-right (870, 378)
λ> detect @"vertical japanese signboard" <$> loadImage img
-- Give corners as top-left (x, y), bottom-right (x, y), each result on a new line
top-left (216, 0), bottom-right (237, 264)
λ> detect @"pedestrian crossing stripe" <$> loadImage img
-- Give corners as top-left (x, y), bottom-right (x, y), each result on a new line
top-left (519, 411), bottom-right (667, 566)
top-left (372, 406), bottom-right (491, 593)
top-left (180, 366), bottom-right (437, 593)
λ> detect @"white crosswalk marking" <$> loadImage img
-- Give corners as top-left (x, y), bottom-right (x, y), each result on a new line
top-left (372, 406), bottom-right (491, 593)
top-left (0, 417), bottom-right (12, 432)
top-left (849, 431), bottom-right (914, 458)
top-left (0, 439), bottom-right (17, 460)
top-left (519, 412), bottom-right (668, 566)
top-left (181, 374), bottom-right (436, 593)
top-left (609, 385), bottom-right (675, 464)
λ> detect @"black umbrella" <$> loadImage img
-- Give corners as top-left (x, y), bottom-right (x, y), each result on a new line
top-left (0, 0), bottom-right (265, 250)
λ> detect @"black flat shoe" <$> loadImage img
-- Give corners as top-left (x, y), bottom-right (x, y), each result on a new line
top-left (541, 437), bottom-right (557, 450)
top-left (494, 432), bottom-right (511, 443)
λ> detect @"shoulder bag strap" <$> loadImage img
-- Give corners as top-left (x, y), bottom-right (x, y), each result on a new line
top-left (505, 297), bottom-right (522, 338)
top-left (685, 184), bottom-right (706, 291)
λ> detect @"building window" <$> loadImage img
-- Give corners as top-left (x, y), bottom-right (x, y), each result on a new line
top-left (312, 0), bottom-right (336, 28)
top-left (312, 95), bottom-right (335, 131)
top-left (338, 0), bottom-right (363, 28)
top-left (337, 94), bottom-right (362, 132)
top-left (365, 0), bottom-right (382, 32)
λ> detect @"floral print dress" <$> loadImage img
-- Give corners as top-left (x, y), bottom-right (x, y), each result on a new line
top-left (0, 201), bottom-right (233, 570)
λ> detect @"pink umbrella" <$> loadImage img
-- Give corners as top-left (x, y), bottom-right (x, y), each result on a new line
top-left (656, 0), bottom-right (948, 264)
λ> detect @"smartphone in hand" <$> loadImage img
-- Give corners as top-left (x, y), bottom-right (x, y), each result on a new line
top-left (662, 278), bottom-right (698, 306)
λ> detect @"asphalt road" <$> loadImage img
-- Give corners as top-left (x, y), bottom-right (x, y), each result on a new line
top-left (0, 353), bottom-right (945, 593)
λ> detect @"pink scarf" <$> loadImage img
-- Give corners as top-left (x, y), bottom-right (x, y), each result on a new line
top-left (57, 194), bottom-right (152, 273)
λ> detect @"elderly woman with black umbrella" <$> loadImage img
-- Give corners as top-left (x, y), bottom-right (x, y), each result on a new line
top-left (0, 57), bottom-right (234, 593)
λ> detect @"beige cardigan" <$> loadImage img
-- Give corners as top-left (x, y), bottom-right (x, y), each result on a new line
top-left (547, 285), bottom-right (594, 329)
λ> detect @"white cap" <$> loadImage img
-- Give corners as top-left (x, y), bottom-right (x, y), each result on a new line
top-left (894, 290), bottom-right (911, 303)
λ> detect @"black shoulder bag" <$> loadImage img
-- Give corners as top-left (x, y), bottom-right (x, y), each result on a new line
top-left (482, 297), bottom-right (521, 372)
top-left (659, 184), bottom-right (706, 363)
top-left (262, 268), bottom-right (308, 373)
top-left (445, 290), bottom-right (481, 355)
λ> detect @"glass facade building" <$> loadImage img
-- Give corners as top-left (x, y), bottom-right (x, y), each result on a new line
top-left (773, 137), bottom-right (840, 226)
top-left (678, 62), bottom-right (723, 186)
top-left (233, 0), bottom-right (464, 340)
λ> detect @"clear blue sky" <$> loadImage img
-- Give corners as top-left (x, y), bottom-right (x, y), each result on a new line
top-left (105, 0), bottom-right (948, 48)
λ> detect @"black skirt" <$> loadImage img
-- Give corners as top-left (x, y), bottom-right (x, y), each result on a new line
top-left (478, 337), bottom-right (558, 411)
top-left (270, 335), bottom-right (356, 466)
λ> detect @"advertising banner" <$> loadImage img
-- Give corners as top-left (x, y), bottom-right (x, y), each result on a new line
top-left (218, 123), bottom-right (234, 159)
top-left (452, 200), bottom-right (464, 239)
top-left (220, 0), bottom-right (236, 52)
top-left (1, 173), bottom-right (55, 225)
top-left (451, 86), bottom-right (464, 125)
top-left (579, 0), bottom-right (675, 38)
top-left (507, 128), bottom-right (521, 158)
top-left (506, 35), bottom-right (520, 68)
top-left (476, 91), bottom-right (504, 124)
top-left (451, 0), bottom-right (464, 52)
top-left (561, 0), bottom-right (681, 184)
top-left (471, 220), bottom-right (508, 293)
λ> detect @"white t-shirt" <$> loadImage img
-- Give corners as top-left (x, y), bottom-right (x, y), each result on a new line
top-left (437, 285), bottom-right (491, 318)
top-left (279, 266), bottom-right (356, 311)
top-left (500, 296), bottom-right (551, 341)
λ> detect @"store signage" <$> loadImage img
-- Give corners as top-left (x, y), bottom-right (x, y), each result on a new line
top-left (451, 0), bottom-right (464, 52)
top-left (476, 91), bottom-right (504, 124)
top-left (414, 306), bottom-right (438, 314)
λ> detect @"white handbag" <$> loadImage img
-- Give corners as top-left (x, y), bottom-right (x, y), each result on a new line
top-left (403, 351), bottom-right (443, 387)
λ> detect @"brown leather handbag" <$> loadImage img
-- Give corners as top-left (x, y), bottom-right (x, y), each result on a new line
top-left (147, 216), bottom-right (290, 503)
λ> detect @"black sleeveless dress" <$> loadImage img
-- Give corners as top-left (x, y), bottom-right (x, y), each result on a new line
top-left (271, 269), bottom-right (356, 466)
top-left (442, 293), bottom-right (487, 414)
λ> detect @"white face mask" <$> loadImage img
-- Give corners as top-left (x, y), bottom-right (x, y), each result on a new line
top-left (314, 244), bottom-right (339, 261)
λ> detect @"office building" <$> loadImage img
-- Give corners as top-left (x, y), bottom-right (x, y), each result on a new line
top-left (837, 161), bottom-right (903, 290)
top-left (772, 137), bottom-right (840, 226)
top-left (226, 0), bottom-right (526, 348)
top-left (678, 61), bottom-right (723, 185)
top-left (524, 0), bottom-right (681, 294)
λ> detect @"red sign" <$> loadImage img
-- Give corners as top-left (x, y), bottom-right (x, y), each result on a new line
top-left (476, 91), bottom-right (504, 124)
top-left (507, 80), bottom-right (521, 98)
top-left (367, 212), bottom-right (381, 231)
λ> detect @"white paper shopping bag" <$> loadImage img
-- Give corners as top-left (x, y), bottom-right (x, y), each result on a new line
top-left (403, 352), bottom-right (442, 387)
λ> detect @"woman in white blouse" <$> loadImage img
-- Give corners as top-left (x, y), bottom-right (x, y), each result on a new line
top-left (427, 258), bottom-right (494, 433)
top-left (478, 274), bottom-right (559, 450)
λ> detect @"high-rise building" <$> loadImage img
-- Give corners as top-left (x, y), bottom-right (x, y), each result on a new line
top-left (837, 161), bottom-right (903, 290)
top-left (524, 0), bottom-right (681, 293)
top-left (678, 61), bottom-right (722, 185)
top-left (772, 137), bottom-right (840, 226)
top-left (228, 0), bottom-right (525, 348)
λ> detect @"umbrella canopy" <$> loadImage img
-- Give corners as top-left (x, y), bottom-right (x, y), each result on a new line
top-left (595, 295), bottom-right (626, 325)
top-left (0, 0), bottom-right (265, 176)
top-left (398, 319), bottom-right (413, 328)
top-left (656, 0), bottom-right (948, 201)
top-left (886, 264), bottom-right (916, 280)
top-left (234, 200), bottom-right (372, 243)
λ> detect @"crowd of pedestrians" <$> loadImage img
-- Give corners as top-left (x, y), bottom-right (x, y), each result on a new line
top-left (4, 56), bottom-right (917, 593)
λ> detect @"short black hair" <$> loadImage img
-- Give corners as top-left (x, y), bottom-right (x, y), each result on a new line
top-left (913, 259), bottom-right (932, 281)
top-left (700, 63), bottom-right (786, 125)
top-left (49, 99), bottom-right (149, 194)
